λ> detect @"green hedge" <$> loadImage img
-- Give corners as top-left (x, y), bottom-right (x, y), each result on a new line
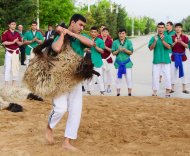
top-left (0, 46), bottom-right (5, 66)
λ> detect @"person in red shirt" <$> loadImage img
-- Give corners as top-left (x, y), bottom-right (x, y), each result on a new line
top-left (98, 27), bottom-right (113, 93)
top-left (170, 23), bottom-right (189, 94)
top-left (1, 20), bottom-right (22, 87)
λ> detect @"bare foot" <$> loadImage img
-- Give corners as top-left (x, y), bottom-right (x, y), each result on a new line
top-left (45, 126), bottom-right (54, 144)
top-left (62, 140), bottom-right (78, 151)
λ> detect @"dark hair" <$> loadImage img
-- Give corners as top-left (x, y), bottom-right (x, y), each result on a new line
top-left (102, 27), bottom-right (109, 32)
top-left (175, 23), bottom-right (183, 28)
top-left (69, 14), bottom-right (86, 25)
top-left (91, 26), bottom-right (98, 31)
top-left (118, 28), bottom-right (127, 33)
top-left (157, 22), bottom-right (165, 27)
top-left (31, 21), bottom-right (38, 25)
top-left (8, 19), bottom-right (16, 24)
top-left (167, 21), bottom-right (173, 26)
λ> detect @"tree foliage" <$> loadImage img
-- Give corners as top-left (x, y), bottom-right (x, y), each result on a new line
top-left (77, 0), bottom-right (156, 37)
top-left (39, 0), bottom-right (75, 28)
top-left (182, 16), bottom-right (190, 32)
top-left (0, 0), bottom-right (37, 30)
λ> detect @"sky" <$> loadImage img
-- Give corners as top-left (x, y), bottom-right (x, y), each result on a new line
top-left (75, 0), bottom-right (190, 23)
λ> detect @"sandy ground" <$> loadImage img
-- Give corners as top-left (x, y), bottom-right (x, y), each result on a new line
top-left (0, 96), bottom-right (190, 156)
top-left (1, 35), bottom-right (190, 156)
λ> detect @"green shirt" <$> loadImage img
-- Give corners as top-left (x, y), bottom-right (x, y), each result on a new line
top-left (164, 30), bottom-right (175, 53)
top-left (23, 30), bottom-right (44, 55)
top-left (89, 37), bottom-right (105, 68)
top-left (164, 30), bottom-right (175, 37)
top-left (148, 35), bottom-right (172, 64)
top-left (112, 39), bottom-right (133, 69)
top-left (54, 34), bottom-right (87, 57)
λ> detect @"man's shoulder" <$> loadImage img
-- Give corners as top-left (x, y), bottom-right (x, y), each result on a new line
top-left (37, 30), bottom-right (43, 35)
top-left (81, 33), bottom-right (90, 38)
top-left (96, 37), bottom-right (104, 42)
top-left (24, 30), bottom-right (31, 35)
top-left (126, 38), bottom-right (132, 43)
top-left (182, 34), bottom-right (188, 39)
top-left (2, 30), bottom-right (9, 36)
top-left (113, 39), bottom-right (119, 44)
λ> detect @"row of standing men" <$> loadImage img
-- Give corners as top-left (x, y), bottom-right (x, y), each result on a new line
top-left (82, 21), bottom-right (190, 97)
top-left (1, 20), bottom-right (190, 97)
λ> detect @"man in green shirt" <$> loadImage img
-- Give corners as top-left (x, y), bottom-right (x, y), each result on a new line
top-left (45, 14), bottom-right (93, 151)
top-left (148, 22), bottom-right (172, 97)
top-left (23, 21), bottom-right (44, 66)
top-left (164, 21), bottom-right (176, 37)
top-left (85, 26), bottom-right (105, 95)
top-left (159, 21), bottom-right (175, 82)
top-left (112, 28), bottom-right (133, 96)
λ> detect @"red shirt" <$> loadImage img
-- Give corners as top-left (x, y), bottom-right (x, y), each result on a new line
top-left (171, 34), bottom-right (189, 61)
top-left (1, 29), bottom-right (22, 54)
top-left (98, 35), bottom-right (113, 63)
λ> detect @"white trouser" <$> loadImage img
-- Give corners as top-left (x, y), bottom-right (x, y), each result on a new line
top-left (152, 64), bottom-right (171, 90)
top-left (160, 53), bottom-right (172, 77)
top-left (171, 61), bottom-right (188, 84)
top-left (86, 67), bottom-right (105, 92)
top-left (48, 83), bottom-right (82, 139)
top-left (4, 50), bottom-right (19, 81)
top-left (102, 60), bottom-right (112, 85)
top-left (115, 68), bottom-right (132, 89)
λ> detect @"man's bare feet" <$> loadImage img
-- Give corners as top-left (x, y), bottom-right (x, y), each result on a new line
top-left (45, 125), bottom-right (54, 144)
top-left (62, 138), bottom-right (78, 151)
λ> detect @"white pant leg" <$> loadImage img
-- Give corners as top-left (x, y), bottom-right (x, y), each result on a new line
top-left (12, 52), bottom-right (19, 81)
top-left (162, 64), bottom-right (171, 89)
top-left (48, 93), bottom-right (68, 129)
top-left (4, 51), bottom-right (12, 81)
top-left (94, 67), bottom-right (105, 92)
top-left (103, 66), bottom-right (112, 85)
top-left (25, 55), bottom-right (30, 67)
top-left (152, 64), bottom-right (162, 91)
top-left (171, 62), bottom-right (178, 84)
top-left (115, 69), bottom-right (123, 89)
top-left (181, 61), bottom-right (188, 84)
top-left (65, 83), bottom-right (83, 139)
top-left (124, 68), bottom-right (132, 88)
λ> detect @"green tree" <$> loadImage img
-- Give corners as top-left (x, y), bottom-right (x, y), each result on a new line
top-left (39, 0), bottom-right (75, 28)
top-left (117, 5), bottom-right (127, 30)
top-left (182, 16), bottom-right (190, 32)
top-left (0, 0), bottom-right (37, 30)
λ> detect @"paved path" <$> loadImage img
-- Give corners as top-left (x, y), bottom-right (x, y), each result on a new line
top-left (1, 35), bottom-right (190, 98)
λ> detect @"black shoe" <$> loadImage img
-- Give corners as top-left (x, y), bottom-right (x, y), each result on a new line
top-left (182, 90), bottom-right (190, 94)
top-left (82, 86), bottom-right (85, 92)
top-left (21, 63), bottom-right (26, 66)
top-left (87, 91), bottom-right (91, 95)
top-left (95, 82), bottom-right (98, 84)
top-left (128, 93), bottom-right (132, 96)
top-left (152, 94), bottom-right (157, 96)
top-left (117, 93), bottom-right (120, 96)
top-left (100, 91), bottom-right (104, 95)
top-left (169, 90), bottom-right (174, 93)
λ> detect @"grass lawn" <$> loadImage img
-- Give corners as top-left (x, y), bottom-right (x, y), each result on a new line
top-left (0, 46), bottom-right (5, 66)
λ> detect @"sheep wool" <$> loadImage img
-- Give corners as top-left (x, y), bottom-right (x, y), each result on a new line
top-left (23, 41), bottom-right (84, 98)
